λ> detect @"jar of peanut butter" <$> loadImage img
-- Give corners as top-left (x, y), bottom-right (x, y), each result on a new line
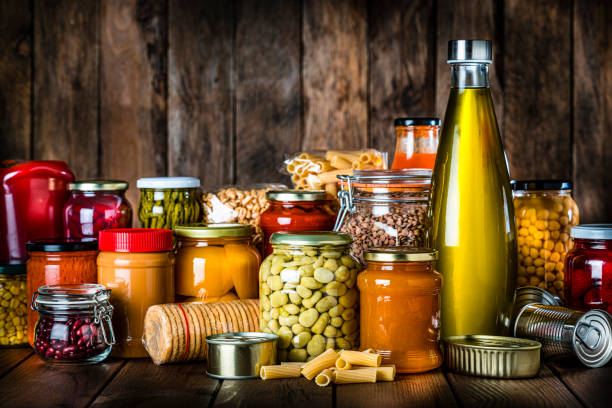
top-left (97, 229), bottom-right (174, 358)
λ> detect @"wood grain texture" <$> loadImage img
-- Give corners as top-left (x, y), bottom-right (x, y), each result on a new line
top-left (100, 0), bottom-right (167, 209)
top-left (0, 355), bottom-right (123, 407)
top-left (213, 378), bottom-right (331, 408)
top-left (548, 359), bottom-right (612, 408)
top-left (504, 0), bottom-right (572, 180)
top-left (435, 0), bottom-right (503, 132)
top-left (446, 365), bottom-right (581, 408)
top-left (337, 370), bottom-right (457, 408)
top-left (0, 0), bottom-right (31, 160)
top-left (303, 0), bottom-right (368, 150)
top-left (234, 0), bottom-right (301, 184)
top-left (368, 0), bottom-right (436, 155)
top-left (33, 0), bottom-right (100, 179)
top-left (168, 0), bottom-right (233, 187)
top-left (572, 0), bottom-right (612, 223)
top-left (91, 360), bottom-right (219, 407)
top-left (0, 348), bottom-right (31, 379)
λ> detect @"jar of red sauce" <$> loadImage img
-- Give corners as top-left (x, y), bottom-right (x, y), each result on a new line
top-left (0, 160), bottom-right (74, 260)
top-left (63, 180), bottom-right (133, 238)
top-left (358, 247), bottom-right (442, 373)
top-left (391, 118), bottom-right (440, 170)
top-left (259, 190), bottom-right (336, 257)
top-left (26, 238), bottom-right (99, 346)
top-left (565, 224), bottom-right (612, 314)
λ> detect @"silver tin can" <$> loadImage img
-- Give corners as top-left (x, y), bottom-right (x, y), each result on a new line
top-left (514, 305), bottom-right (612, 368)
top-left (205, 332), bottom-right (278, 379)
top-left (511, 286), bottom-right (561, 329)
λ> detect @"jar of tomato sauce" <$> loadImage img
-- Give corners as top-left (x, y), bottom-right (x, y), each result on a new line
top-left (391, 118), bottom-right (440, 170)
top-left (259, 190), bottom-right (336, 257)
top-left (358, 247), bottom-right (442, 373)
top-left (565, 224), bottom-right (612, 314)
top-left (26, 238), bottom-right (99, 346)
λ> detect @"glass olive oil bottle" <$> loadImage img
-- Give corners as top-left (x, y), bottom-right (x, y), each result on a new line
top-left (429, 40), bottom-right (517, 337)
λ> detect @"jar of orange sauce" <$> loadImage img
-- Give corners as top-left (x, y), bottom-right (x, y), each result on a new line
top-left (358, 247), bottom-right (442, 373)
top-left (97, 229), bottom-right (174, 358)
top-left (391, 118), bottom-right (440, 170)
top-left (173, 223), bottom-right (260, 302)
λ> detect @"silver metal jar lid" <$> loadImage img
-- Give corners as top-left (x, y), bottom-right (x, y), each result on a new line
top-left (570, 224), bottom-right (612, 240)
top-left (573, 310), bottom-right (612, 368)
top-left (205, 332), bottom-right (278, 379)
top-left (448, 40), bottom-right (492, 64)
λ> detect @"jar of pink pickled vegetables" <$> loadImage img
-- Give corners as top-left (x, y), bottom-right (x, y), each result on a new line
top-left (63, 181), bottom-right (132, 238)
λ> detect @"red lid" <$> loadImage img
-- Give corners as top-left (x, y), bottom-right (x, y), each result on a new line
top-left (98, 229), bottom-right (173, 252)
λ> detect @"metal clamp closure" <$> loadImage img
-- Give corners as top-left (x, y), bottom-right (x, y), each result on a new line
top-left (334, 175), bottom-right (354, 231)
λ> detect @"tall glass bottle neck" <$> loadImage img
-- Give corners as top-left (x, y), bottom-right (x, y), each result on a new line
top-left (450, 63), bottom-right (490, 89)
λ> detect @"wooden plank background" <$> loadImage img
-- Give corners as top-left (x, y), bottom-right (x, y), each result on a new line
top-left (0, 0), bottom-right (610, 222)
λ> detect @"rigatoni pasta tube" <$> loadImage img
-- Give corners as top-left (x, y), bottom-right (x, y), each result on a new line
top-left (260, 364), bottom-right (301, 380)
top-left (354, 365), bottom-right (396, 382)
top-left (317, 169), bottom-right (353, 184)
top-left (329, 155), bottom-right (352, 170)
top-left (315, 368), bottom-right (335, 387)
top-left (335, 357), bottom-right (352, 371)
top-left (334, 368), bottom-right (377, 384)
top-left (301, 348), bottom-right (339, 380)
top-left (339, 350), bottom-right (382, 367)
top-left (281, 362), bottom-right (305, 368)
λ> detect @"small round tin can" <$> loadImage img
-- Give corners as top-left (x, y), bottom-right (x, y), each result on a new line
top-left (444, 335), bottom-right (541, 378)
top-left (514, 305), bottom-right (612, 368)
top-left (205, 332), bottom-right (278, 379)
top-left (511, 286), bottom-right (561, 328)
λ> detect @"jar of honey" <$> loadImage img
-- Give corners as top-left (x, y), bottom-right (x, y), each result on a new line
top-left (357, 247), bottom-right (442, 373)
top-left (173, 223), bottom-right (261, 302)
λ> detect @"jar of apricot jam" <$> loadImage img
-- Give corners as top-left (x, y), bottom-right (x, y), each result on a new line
top-left (565, 224), bottom-right (612, 314)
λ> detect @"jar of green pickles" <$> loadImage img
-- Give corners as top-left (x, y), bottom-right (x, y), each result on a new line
top-left (0, 262), bottom-right (28, 347)
top-left (137, 177), bottom-right (202, 229)
top-left (259, 231), bottom-right (361, 362)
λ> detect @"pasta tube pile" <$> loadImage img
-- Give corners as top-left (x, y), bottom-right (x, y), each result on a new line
top-left (259, 348), bottom-right (396, 385)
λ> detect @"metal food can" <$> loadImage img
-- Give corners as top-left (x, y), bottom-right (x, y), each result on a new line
top-left (444, 335), bottom-right (541, 378)
top-left (511, 286), bottom-right (561, 329)
top-left (514, 305), bottom-right (612, 368)
top-left (205, 332), bottom-right (278, 379)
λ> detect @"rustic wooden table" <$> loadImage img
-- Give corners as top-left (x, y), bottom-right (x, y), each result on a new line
top-left (0, 348), bottom-right (610, 407)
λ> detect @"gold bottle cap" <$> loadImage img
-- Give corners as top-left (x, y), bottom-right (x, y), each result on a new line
top-left (365, 247), bottom-right (437, 262)
top-left (173, 223), bottom-right (252, 238)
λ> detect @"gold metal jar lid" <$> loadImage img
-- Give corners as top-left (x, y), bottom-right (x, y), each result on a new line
top-left (365, 247), bottom-right (437, 262)
top-left (205, 332), bottom-right (278, 379)
top-left (173, 223), bottom-right (252, 238)
top-left (68, 180), bottom-right (128, 191)
top-left (266, 189), bottom-right (327, 201)
top-left (270, 231), bottom-right (351, 246)
top-left (444, 335), bottom-right (541, 379)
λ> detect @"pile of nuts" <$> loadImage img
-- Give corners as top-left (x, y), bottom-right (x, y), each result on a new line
top-left (340, 205), bottom-right (428, 263)
top-left (0, 276), bottom-right (27, 346)
top-left (34, 317), bottom-right (110, 362)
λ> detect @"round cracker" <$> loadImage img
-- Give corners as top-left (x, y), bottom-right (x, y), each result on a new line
top-left (186, 303), bottom-right (206, 360)
top-left (200, 303), bottom-right (217, 359)
top-left (143, 305), bottom-right (173, 364)
top-left (234, 300), bottom-right (256, 333)
top-left (210, 302), bottom-right (228, 334)
top-left (165, 304), bottom-right (185, 363)
top-left (191, 303), bottom-right (209, 360)
top-left (230, 300), bottom-right (250, 332)
top-left (216, 301), bottom-right (238, 332)
top-left (244, 299), bottom-right (260, 331)
top-left (183, 303), bottom-right (201, 361)
top-left (159, 304), bottom-right (179, 364)
top-left (178, 303), bottom-right (195, 361)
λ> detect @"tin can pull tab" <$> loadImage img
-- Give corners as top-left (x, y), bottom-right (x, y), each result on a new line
top-left (575, 322), bottom-right (601, 351)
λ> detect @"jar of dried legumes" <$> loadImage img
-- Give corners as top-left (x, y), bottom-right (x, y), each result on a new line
top-left (511, 180), bottom-right (579, 300)
top-left (259, 231), bottom-right (360, 362)
top-left (31, 284), bottom-right (115, 365)
top-left (335, 169), bottom-right (431, 264)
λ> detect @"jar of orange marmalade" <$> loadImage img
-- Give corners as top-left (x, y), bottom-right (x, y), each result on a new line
top-left (358, 247), bottom-right (442, 373)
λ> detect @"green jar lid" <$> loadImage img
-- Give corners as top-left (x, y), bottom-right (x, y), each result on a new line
top-left (0, 261), bottom-right (26, 275)
top-left (266, 190), bottom-right (327, 202)
top-left (270, 231), bottom-right (351, 246)
top-left (173, 223), bottom-right (252, 239)
top-left (68, 180), bottom-right (128, 191)
top-left (365, 247), bottom-right (438, 262)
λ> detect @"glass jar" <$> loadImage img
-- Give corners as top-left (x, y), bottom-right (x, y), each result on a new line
top-left (391, 118), bottom-right (440, 170)
top-left (259, 190), bottom-right (336, 257)
top-left (31, 284), bottom-right (115, 365)
top-left (259, 232), bottom-right (360, 362)
top-left (174, 223), bottom-right (261, 302)
top-left (512, 180), bottom-right (579, 300)
top-left (358, 247), bottom-right (442, 373)
top-left (97, 228), bottom-right (174, 358)
top-left (63, 180), bottom-right (133, 238)
top-left (0, 262), bottom-right (28, 347)
top-left (26, 239), bottom-right (99, 346)
top-left (137, 177), bottom-right (202, 229)
top-left (336, 169), bottom-right (430, 264)
top-left (0, 160), bottom-right (74, 260)
top-left (565, 224), bottom-right (612, 314)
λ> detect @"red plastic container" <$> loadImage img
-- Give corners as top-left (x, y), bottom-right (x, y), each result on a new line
top-left (0, 160), bottom-right (75, 261)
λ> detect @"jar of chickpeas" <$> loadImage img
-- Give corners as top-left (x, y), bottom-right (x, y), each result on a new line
top-left (511, 180), bottom-right (579, 300)
top-left (0, 262), bottom-right (28, 347)
top-left (259, 231), bottom-right (360, 362)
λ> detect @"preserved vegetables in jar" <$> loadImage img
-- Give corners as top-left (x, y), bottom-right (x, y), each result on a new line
top-left (391, 118), bottom-right (440, 170)
top-left (565, 224), bottom-right (612, 314)
top-left (0, 262), bottom-right (27, 347)
top-left (358, 248), bottom-right (442, 373)
top-left (137, 177), bottom-right (201, 229)
top-left (174, 223), bottom-right (261, 302)
top-left (259, 232), bottom-right (360, 362)
top-left (63, 180), bottom-right (132, 238)
top-left (512, 180), bottom-right (579, 300)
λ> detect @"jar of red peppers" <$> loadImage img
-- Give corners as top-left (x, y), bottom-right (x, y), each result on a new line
top-left (31, 284), bottom-right (115, 365)
top-left (565, 224), bottom-right (612, 314)
top-left (259, 190), bottom-right (336, 257)
top-left (63, 180), bottom-right (133, 238)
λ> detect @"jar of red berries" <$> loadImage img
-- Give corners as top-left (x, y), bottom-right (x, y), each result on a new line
top-left (31, 284), bottom-right (115, 365)
top-left (565, 224), bottom-right (612, 314)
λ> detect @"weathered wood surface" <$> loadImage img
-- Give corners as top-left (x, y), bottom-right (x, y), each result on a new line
top-left (548, 358), bottom-right (612, 408)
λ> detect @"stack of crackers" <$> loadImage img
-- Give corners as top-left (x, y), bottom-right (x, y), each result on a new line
top-left (143, 299), bottom-right (259, 365)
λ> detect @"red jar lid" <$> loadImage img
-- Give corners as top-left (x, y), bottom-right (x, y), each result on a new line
top-left (98, 229), bottom-right (173, 252)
